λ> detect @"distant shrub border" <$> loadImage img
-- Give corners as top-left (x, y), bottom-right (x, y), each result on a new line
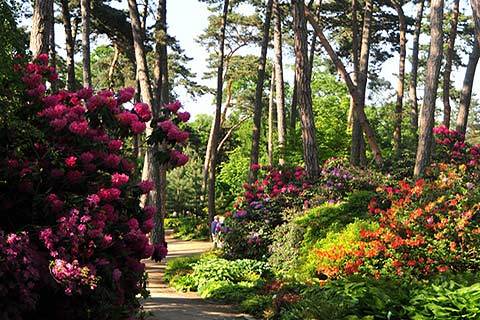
top-left (0, 55), bottom-right (189, 319)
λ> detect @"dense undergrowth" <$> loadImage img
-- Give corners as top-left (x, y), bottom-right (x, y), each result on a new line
top-left (166, 127), bottom-right (480, 319)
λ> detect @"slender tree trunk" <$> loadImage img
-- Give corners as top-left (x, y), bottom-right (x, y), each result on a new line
top-left (248, 0), bottom-right (274, 183)
top-left (208, 0), bottom-right (229, 223)
top-left (456, 40), bottom-right (480, 135)
top-left (392, 0), bottom-right (406, 158)
top-left (268, 69), bottom-right (275, 166)
top-left (151, 0), bottom-right (170, 245)
top-left (108, 45), bottom-right (119, 89)
top-left (128, 0), bottom-right (162, 244)
top-left (472, 0), bottom-right (480, 45)
top-left (442, 0), bottom-right (460, 128)
top-left (414, 0), bottom-right (444, 177)
top-left (350, 0), bottom-right (365, 166)
top-left (30, 0), bottom-right (53, 58)
top-left (409, 0), bottom-right (425, 133)
top-left (307, 5), bottom-right (320, 82)
top-left (60, 0), bottom-right (75, 90)
top-left (273, 0), bottom-right (286, 165)
top-left (293, 0), bottom-right (320, 179)
top-left (81, 0), bottom-right (91, 87)
top-left (305, 5), bottom-right (383, 166)
top-left (290, 72), bottom-right (298, 131)
top-left (49, 4), bottom-right (56, 67)
top-left (154, 0), bottom-right (169, 105)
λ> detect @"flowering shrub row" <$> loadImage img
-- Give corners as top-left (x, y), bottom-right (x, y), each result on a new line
top-left (0, 55), bottom-right (187, 319)
top-left (315, 164), bottom-right (480, 279)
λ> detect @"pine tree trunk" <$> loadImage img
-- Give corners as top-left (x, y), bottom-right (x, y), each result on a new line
top-left (30, 0), bottom-right (53, 58)
top-left (154, 0), bottom-right (169, 105)
top-left (273, 0), bottom-right (286, 165)
top-left (249, 0), bottom-right (274, 183)
top-left (414, 0), bottom-right (444, 177)
top-left (60, 0), bottom-right (75, 90)
top-left (208, 0), bottom-right (229, 223)
top-left (392, 0), bottom-right (406, 158)
top-left (268, 69), bottom-right (275, 166)
top-left (128, 0), bottom-right (163, 243)
top-left (349, 0), bottom-right (365, 166)
top-left (409, 0), bottom-right (425, 133)
top-left (293, 0), bottom-right (320, 179)
top-left (81, 0), bottom-right (91, 87)
top-left (442, 0), bottom-right (460, 128)
top-left (456, 40), bottom-right (480, 135)
top-left (472, 0), bottom-right (480, 45)
top-left (108, 45), bottom-right (119, 89)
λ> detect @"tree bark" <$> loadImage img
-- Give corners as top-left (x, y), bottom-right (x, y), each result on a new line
top-left (154, 0), bottom-right (169, 106)
top-left (208, 0), bottom-right (229, 223)
top-left (30, 0), bottom-right (53, 58)
top-left (268, 69), bottom-right (275, 166)
top-left (414, 0), bottom-right (444, 177)
top-left (293, 0), bottom-right (320, 179)
top-left (248, 0), bottom-right (274, 183)
top-left (442, 0), bottom-right (460, 128)
top-left (472, 0), bottom-right (480, 45)
top-left (349, 0), bottom-right (366, 166)
top-left (408, 0), bottom-right (425, 133)
top-left (108, 45), bottom-right (120, 89)
top-left (151, 0), bottom-right (170, 245)
top-left (128, 0), bottom-right (162, 244)
top-left (456, 40), bottom-right (480, 135)
top-left (391, 0), bottom-right (406, 158)
top-left (273, 0), bottom-right (286, 165)
top-left (81, 0), bottom-right (91, 87)
top-left (60, 0), bottom-right (75, 90)
top-left (305, 5), bottom-right (383, 167)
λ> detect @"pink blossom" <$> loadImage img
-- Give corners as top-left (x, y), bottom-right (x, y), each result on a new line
top-left (77, 87), bottom-right (93, 100)
top-left (165, 101), bottom-right (181, 113)
top-left (131, 121), bottom-right (146, 134)
top-left (127, 218), bottom-right (139, 230)
top-left (116, 112), bottom-right (138, 126)
top-left (36, 53), bottom-right (49, 64)
top-left (111, 173), bottom-right (129, 187)
top-left (98, 188), bottom-right (121, 202)
top-left (142, 218), bottom-right (154, 233)
top-left (69, 120), bottom-right (89, 136)
top-left (117, 87), bottom-right (135, 103)
top-left (79, 152), bottom-right (95, 164)
top-left (65, 156), bottom-right (77, 168)
top-left (108, 140), bottom-right (123, 152)
top-left (104, 154), bottom-right (121, 169)
top-left (143, 205), bottom-right (156, 219)
top-left (177, 111), bottom-right (190, 122)
top-left (134, 102), bottom-right (152, 121)
top-left (138, 180), bottom-right (154, 193)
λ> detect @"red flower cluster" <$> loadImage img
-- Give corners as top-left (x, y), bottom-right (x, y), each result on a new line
top-left (433, 125), bottom-right (480, 167)
top-left (316, 167), bottom-right (480, 279)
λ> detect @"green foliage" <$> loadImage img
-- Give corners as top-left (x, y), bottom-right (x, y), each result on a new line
top-left (164, 217), bottom-right (209, 240)
top-left (163, 256), bottom-right (200, 284)
top-left (407, 275), bottom-right (480, 319)
top-left (310, 65), bottom-right (350, 160)
top-left (166, 148), bottom-right (206, 216)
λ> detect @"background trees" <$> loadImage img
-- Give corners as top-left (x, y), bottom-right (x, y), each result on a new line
top-left (13, 0), bottom-right (480, 228)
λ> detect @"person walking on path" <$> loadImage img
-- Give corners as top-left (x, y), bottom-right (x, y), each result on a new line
top-left (211, 215), bottom-right (219, 248)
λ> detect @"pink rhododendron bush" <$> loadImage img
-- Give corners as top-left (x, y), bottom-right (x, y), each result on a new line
top-left (0, 55), bottom-right (188, 319)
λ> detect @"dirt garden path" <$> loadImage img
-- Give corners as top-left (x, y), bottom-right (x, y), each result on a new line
top-left (143, 232), bottom-right (255, 320)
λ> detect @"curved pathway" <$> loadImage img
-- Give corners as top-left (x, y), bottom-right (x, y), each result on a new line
top-left (143, 233), bottom-right (254, 320)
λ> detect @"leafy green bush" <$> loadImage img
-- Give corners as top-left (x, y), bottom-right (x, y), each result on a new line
top-left (164, 217), bottom-right (209, 240)
top-left (163, 256), bottom-right (200, 283)
top-left (407, 274), bottom-right (480, 319)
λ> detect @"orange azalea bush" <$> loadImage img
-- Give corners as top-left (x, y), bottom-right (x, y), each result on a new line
top-left (316, 164), bottom-right (480, 279)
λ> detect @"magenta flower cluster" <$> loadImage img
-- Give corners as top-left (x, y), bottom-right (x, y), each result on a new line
top-left (0, 54), bottom-right (167, 319)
